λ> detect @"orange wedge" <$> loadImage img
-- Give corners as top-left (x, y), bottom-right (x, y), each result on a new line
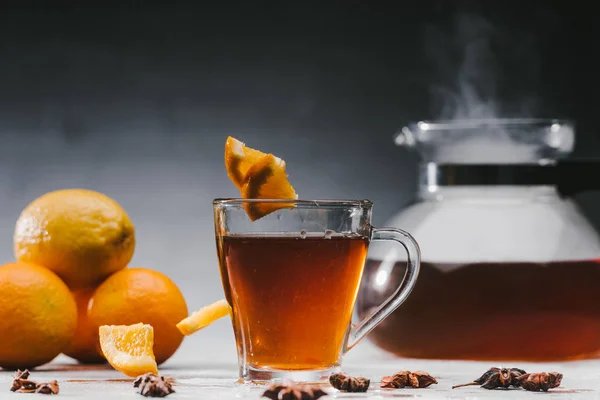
top-left (176, 299), bottom-right (232, 336)
top-left (99, 323), bottom-right (158, 377)
top-left (224, 136), bottom-right (298, 221)
top-left (225, 136), bottom-right (285, 189)
top-left (241, 154), bottom-right (298, 221)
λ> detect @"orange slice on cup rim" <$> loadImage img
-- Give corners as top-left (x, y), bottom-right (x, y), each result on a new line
top-left (224, 136), bottom-right (285, 189)
top-left (241, 154), bottom-right (298, 221)
top-left (224, 136), bottom-right (298, 221)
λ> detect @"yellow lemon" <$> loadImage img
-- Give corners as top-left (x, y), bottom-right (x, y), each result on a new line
top-left (14, 189), bottom-right (135, 289)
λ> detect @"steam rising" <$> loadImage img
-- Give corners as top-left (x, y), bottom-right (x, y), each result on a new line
top-left (419, 8), bottom-right (568, 164)
top-left (425, 10), bottom-right (541, 121)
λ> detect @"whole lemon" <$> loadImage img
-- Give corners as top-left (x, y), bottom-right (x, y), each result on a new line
top-left (14, 189), bottom-right (135, 289)
top-left (63, 289), bottom-right (105, 364)
top-left (88, 268), bottom-right (188, 364)
top-left (0, 262), bottom-right (78, 369)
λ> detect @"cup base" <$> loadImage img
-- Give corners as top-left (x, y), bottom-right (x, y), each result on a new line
top-left (240, 364), bottom-right (341, 384)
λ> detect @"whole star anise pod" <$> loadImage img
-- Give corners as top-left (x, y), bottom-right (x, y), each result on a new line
top-left (133, 373), bottom-right (175, 397)
top-left (514, 372), bottom-right (562, 392)
top-left (380, 371), bottom-right (437, 388)
top-left (452, 367), bottom-right (526, 390)
top-left (329, 372), bottom-right (370, 392)
top-left (261, 379), bottom-right (328, 400)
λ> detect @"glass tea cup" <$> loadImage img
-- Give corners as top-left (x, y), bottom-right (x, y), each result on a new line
top-left (213, 199), bottom-right (420, 382)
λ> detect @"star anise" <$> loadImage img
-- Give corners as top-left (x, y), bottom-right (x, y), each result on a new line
top-left (329, 372), bottom-right (370, 392)
top-left (35, 381), bottom-right (60, 395)
top-left (514, 372), bottom-right (562, 392)
top-left (11, 370), bottom-right (32, 392)
top-left (452, 367), bottom-right (526, 389)
top-left (261, 379), bottom-right (328, 400)
top-left (12, 380), bottom-right (38, 393)
top-left (133, 373), bottom-right (175, 397)
top-left (14, 370), bottom-right (30, 381)
top-left (380, 371), bottom-right (437, 388)
top-left (9, 369), bottom-right (60, 395)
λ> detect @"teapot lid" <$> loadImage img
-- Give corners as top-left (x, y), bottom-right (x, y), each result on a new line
top-left (396, 118), bottom-right (600, 196)
top-left (396, 118), bottom-right (574, 165)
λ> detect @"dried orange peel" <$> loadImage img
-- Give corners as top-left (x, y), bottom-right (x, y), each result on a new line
top-left (224, 136), bottom-right (298, 220)
top-left (176, 299), bottom-right (232, 336)
top-left (99, 323), bottom-right (158, 377)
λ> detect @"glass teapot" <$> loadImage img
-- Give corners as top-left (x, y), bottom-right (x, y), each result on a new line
top-left (356, 118), bottom-right (600, 361)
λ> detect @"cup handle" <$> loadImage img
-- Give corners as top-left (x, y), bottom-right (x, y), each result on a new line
top-left (344, 227), bottom-right (421, 352)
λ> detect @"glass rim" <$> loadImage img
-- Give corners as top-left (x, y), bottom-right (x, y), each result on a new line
top-left (213, 198), bottom-right (373, 208)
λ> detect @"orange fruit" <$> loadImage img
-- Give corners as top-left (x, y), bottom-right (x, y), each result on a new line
top-left (88, 268), bottom-right (188, 364)
top-left (241, 154), bottom-right (298, 221)
top-left (176, 299), bottom-right (231, 336)
top-left (99, 323), bottom-right (158, 377)
top-left (63, 289), bottom-right (105, 364)
top-left (225, 136), bottom-right (285, 189)
top-left (14, 189), bottom-right (135, 289)
top-left (0, 262), bottom-right (77, 369)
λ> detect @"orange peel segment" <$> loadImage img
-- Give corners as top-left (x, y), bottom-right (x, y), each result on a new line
top-left (98, 323), bottom-right (158, 377)
top-left (224, 136), bottom-right (298, 221)
top-left (241, 154), bottom-right (298, 221)
top-left (225, 136), bottom-right (284, 189)
top-left (176, 299), bottom-right (232, 336)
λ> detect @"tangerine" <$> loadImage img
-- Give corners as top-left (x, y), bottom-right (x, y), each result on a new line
top-left (0, 262), bottom-right (77, 369)
top-left (88, 268), bottom-right (188, 364)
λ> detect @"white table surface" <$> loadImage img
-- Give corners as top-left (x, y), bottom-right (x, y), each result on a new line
top-left (2, 338), bottom-right (600, 400)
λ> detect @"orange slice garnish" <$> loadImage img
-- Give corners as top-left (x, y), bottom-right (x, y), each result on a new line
top-left (98, 323), bottom-right (158, 377)
top-left (224, 136), bottom-right (284, 189)
top-left (224, 137), bottom-right (298, 221)
top-left (241, 154), bottom-right (298, 221)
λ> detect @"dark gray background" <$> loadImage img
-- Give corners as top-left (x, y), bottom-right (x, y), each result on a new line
top-left (0, 0), bottom-right (598, 362)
